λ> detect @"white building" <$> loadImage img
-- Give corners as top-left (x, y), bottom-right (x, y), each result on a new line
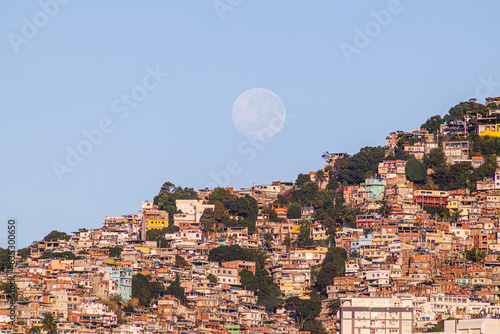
top-left (428, 294), bottom-right (498, 318)
top-left (495, 169), bottom-right (500, 190)
top-left (175, 199), bottom-right (215, 223)
top-left (443, 319), bottom-right (500, 334)
top-left (364, 270), bottom-right (391, 286)
top-left (212, 266), bottom-right (240, 285)
top-left (340, 297), bottom-right (413, 334)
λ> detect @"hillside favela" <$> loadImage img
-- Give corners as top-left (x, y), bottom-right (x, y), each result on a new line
top-left (7, 97), bottom-right (500, 334)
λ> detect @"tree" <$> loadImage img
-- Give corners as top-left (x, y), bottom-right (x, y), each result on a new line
top-left (327, 299), bottom-right (341, 317)
top-left (284, 297), bottom-right (322, 330)
top-left (208, 245), bottom-right (267, 270)
top-left (214, 201), bottom-right (226, 223)
top-left (28, 326), bottom-right (41, 333)
top-left (321, 151), bottom-right (332, 163)
top-left (165, 276), bottom-right (185, 302)
top-left (283, 234), bottom-right (292, 252)
top-left (315, 169), bottom-right (326, 188)
top-left (110, 294), bottom-right (123, 304)
top-left (444, 100), bottom-right (487, 123)
top-left (338, 206), bottom-right (355, 227)
top-left (175, 255), bottom-right (188, 267)
top-left (107, 294), bottom-right (125, 324)
top-left (17, 247), bottom-right (31, 261)
top-left (326, 176), bottom-right (340, 191)
top-left (103, 246), bottom-right (123, 258)
top-left (337, 146), bottom-right (386, 185)
top-left (314, 262), bottom-right (338, 297)
top-left (449, 209), bottom-right (462, 224)
top-left (164, 224), bottom-right (180, 234)
top-left (302, 319), bottom-right (327, 334)
top-left (239, 269), bottom-right (283, 313)
top-left (0, 248), bottom-right (14, 272)
top-left (146, 228), bottom-right (163, 241)
top-left (1, 281), bottom-right (17, 301)
top-left (421, 115), bottom-right (444, 134)
top-left (296, 173), bottom-right (311, 188)
top-left (466, 248), bottom-right (486, 263)
top-left (207, 273), bottom-right (217, 283)
top-left (446, 162), bottom-right (473, 191)
top-left (43, 230), bottom-right (70, 241)
top-left (323, 247), bottom-right (347, 275)
top-left (423, 206), bottom-right (449, 221)
top-left (287, 202), bottom-right (302, 219)
top-left (208, 189), bottom-right (259, 231)
top-left (122, 304), bottom-right (135, 313)
top-left (426, 320), bottom-right (444, 332)
top-left (41, 312), bottom-right (57, 334)
top-left (470, 135), bottom-right (500, 156)
top-left (154, 182), bottom-right (198, 220)
top-left (297, 223), bottom-right (314, 247)
top-left (200, 208), bottom-right (216, 232)
top-left (239, 269), bottom-right (259, 291)
top-left (423, 148), bottom-right (446, 170)
top-left (132, 274), bottom-right (151, 306)
top-left (469, 159), bottom-right (497, 191)
top-left (262, 207), bottom-right (280, 222)
top-left (38, 252), bottom-right (80, 260)
top-left (147, 227), bottom-right (172, 248)
top-left (208, 187), bottom-right (234, 204)
top-left (405, 157), bottom-right (426, 183)
top-left (290, 182), bottom-right (319, 207)
top-left (377, 200), bottom-right (392, 218)
top-left (132, 274), bottom-right (165, 306)
top-left (264, 232), bottom-right (274, 250)
top-left (150, 280), bottom-right (166, 302)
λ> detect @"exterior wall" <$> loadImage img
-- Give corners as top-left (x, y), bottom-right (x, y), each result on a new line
top-left (176, 199), bottom-right (215, 223)
top-left (442, 141), bottom-right (470, 163)
top-left (104, 267), bottom-right (132, 301)
top-left (414, 190), bottom-right (449, 207)
top-left (222, 260), bottom-right (256, 274)
top-left (214, 267), bottom-right (240, 285)
top-left (146, 219), bottom-right (169, 230)
top-left (351, 235), bottom-right (373, 253)
top-left (365, 178), bottom-right (386, 202)
top-left (444, 319), bottom-right (500, 334)
top-left (477, 179), bottom-right (495, 191)
top-left (341, 297), bottom-right (413, 334)
top-left (344, 186), bottom-right (367, 206)
top-left (495, 169), bottom-right (500, 190)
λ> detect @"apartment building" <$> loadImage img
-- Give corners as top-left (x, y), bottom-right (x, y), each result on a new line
top-left (442, 141), bottom-right (470, 164)
top-left (104, 266), bottom-right (132, 301)
top-left (413, 190), bottom-right (449, 207)
top-left (340, 297), bottom-right (414, 334)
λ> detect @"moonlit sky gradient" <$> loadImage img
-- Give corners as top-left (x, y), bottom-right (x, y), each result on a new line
top-left (1, 1), bottom-right (500, 246)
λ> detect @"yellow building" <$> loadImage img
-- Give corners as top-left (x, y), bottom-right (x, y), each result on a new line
top-left (146, 219), bottom-right (169, 230)
top-left (280, 282), bottom-right (309, 298)
top-left (295, 246), bottom-right (328, 254)
top-left (134, 245), bottom-right (158, 254)
top-left (479, 129), bottom-right (500, 137)
top-left (280, 224), bottom-right (301, 236)
top-left (446, 196), bottom-right (476, 217)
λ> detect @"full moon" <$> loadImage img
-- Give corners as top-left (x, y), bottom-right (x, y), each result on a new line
top-left (232, 88), bottom-right (286, 140)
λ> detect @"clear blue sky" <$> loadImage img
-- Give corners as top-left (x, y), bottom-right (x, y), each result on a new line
top-left (1, 1), bottom-right (500, 247)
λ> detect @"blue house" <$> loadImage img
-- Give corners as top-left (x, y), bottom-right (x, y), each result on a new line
top-left (105, 266), bottom-right (132, 301)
